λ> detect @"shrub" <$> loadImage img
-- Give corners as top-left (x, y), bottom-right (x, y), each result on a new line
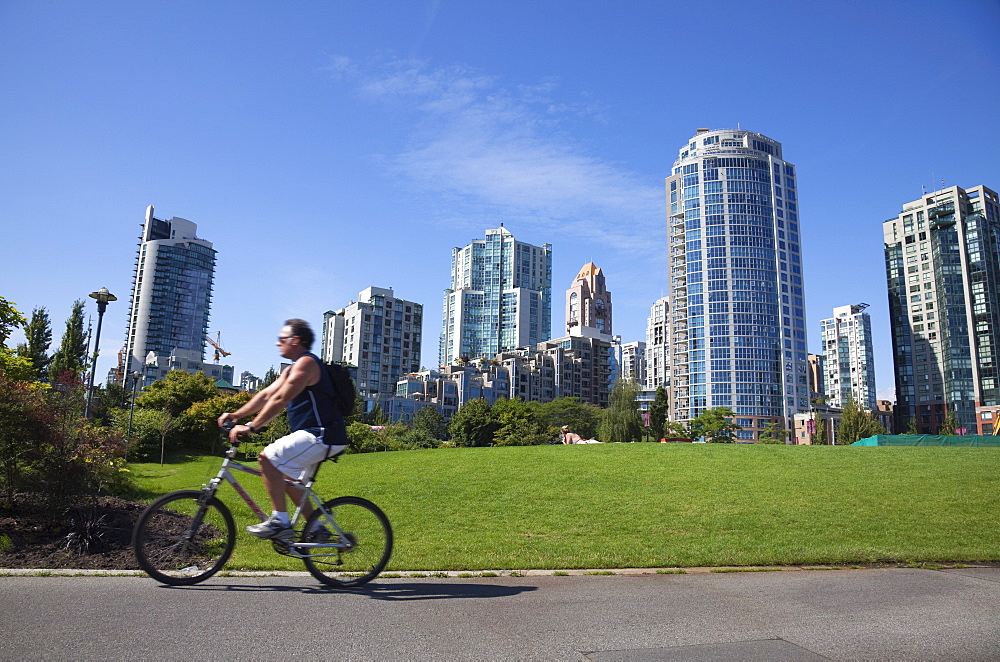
top-left (0, 374), bottom-right (131, 504)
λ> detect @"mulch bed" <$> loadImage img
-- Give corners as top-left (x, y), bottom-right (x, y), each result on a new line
top-left (0, 494), bottom-right (147, 570)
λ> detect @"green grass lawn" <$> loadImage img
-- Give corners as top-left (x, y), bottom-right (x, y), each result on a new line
top-left (129, 443), bottom-right (1000, 572)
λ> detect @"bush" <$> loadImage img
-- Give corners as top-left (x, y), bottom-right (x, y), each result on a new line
top-left (0, 374), bottom-right (132, 504)
top-left (346, 422), bottom-right (442, 453)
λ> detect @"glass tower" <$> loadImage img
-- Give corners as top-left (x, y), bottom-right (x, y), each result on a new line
top-left (883, 185), bottom-right (1000, 434)
top-left (125, 206), bottom-right (216, 383)
top-left (666, 129), bottom-right (809, 439)
top-left (440, 226), bottom-right (552, 366)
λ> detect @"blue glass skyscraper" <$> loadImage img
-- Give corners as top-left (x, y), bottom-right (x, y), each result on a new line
top-left (666, 129), bottom-right (809, 439)
top-left (124, 206), bottom-right (216, 384)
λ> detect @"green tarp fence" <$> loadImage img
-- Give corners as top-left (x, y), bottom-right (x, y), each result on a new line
top-left (852, 434), bottom-right (1000, 447)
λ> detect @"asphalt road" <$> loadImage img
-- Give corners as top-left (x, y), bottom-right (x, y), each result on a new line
top-left (1, 566), bottom-right (998, 660)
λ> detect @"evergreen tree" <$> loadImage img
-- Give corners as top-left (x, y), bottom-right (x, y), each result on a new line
top-left (648, 386), bottom-right (669, 442)
top-left (813, 416), bottom-right (828, 445)
top-left (15, 306), bottom-right (52, 380)
top-left (597, 379), bottom-right (642, 443)
top-left (365, 400), bottom-right (388, 426)
top-left (687, 407), bottom-right (741, 443)
top-left (837, 396), bottom-right (887, 445)
top-left (48, 300), bottom-right (88, 382)
top-left (261, 366), bottom-right (280, 389)
top-left (904, 417), bottom-right (919, 435)
top-left (940, 410), bottom-right (958, 435)
top-left (758, 420), bottom-right (788, 444)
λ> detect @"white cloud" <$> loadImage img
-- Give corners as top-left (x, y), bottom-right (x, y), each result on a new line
top-left (330, 55), bottom-right (663, 253)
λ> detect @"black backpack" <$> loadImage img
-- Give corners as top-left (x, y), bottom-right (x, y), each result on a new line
top-left (325, 361), bottom-right (357, 417)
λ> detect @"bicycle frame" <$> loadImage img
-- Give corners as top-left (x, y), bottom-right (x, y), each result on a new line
top-left (201, 444), bottom-right (347, 556)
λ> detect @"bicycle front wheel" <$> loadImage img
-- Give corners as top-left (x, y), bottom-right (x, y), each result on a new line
top-left (301, 496), bottom-right (393, 588)
top-left (132, 490), bottom-right (236, 586)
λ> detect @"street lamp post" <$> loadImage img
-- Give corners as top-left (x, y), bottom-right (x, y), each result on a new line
top-left (84, 287), bottom-right (117, 419)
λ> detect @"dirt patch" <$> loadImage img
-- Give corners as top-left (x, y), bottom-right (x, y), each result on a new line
top-left (0, 494), bottom-right (147, 570)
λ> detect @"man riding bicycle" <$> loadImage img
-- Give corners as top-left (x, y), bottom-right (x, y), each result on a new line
top-left (218, 318), bottom-right (348, 539)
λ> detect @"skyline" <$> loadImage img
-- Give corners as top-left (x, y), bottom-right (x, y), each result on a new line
top-left (3, 1), bottom-right (999, 400)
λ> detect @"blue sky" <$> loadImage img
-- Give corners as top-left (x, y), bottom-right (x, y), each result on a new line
top-left (3, 0), bottom-right (999, 398)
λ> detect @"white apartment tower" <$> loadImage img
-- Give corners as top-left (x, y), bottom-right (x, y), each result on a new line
top-left (666, 129), bottom-right (810, 440)
top-left (440, 226), bottom-right (552, 366)
top-left (322, 287), bottom-right (422, 401)
top-left (645, 297), bottom-right (670, 390)
top-left (820, 304), bottom-right (877, 411)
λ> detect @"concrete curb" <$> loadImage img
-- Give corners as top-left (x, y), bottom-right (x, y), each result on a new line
top-left (2, 563), bottom-right (994, 578)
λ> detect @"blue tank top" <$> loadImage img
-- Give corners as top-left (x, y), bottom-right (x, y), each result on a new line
top-left (286, 353), bottom-right (347, 445)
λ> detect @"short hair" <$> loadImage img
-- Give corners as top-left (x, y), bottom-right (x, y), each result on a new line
top-left (285, 318), bottom-right (314, 349)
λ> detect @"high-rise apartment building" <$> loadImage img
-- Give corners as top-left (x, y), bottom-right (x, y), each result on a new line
top-left (125, 206), bottom-right (217, 385)
top-left (616, 341), bottom-right (647, 385)
top-left (820, 304), bottom-right (877, 411)
top-left (439, 226), bottom-right (552, 366)
top-left (666, 129), bottom-right (810, 440)
top-left (322, 286), bottom-right (422, 401)
top-left (883, 185), bottom-right (1000, 434)
top-left (566, 262), bottom-right (612, 335)
top-left (645, 297), bottom-right (670, 390)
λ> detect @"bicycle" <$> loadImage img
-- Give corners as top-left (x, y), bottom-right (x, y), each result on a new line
top-left (132, 424), bottom-right (393, 587)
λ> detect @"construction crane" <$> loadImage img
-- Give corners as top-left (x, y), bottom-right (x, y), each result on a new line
top-left (206, 332), bottom-right (232, 363)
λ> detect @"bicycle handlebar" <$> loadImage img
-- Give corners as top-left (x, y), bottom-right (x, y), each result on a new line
top-left (220, 420), bottom-right (249, 444)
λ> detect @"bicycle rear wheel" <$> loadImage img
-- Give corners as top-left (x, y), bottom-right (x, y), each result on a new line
top-left (132, 490), bottom-right (236, 586)
top-left (301, 496), bottom-right (393, 588)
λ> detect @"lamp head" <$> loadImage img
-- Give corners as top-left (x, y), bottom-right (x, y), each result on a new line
top-left (89, 287), bottom-right (118, 305)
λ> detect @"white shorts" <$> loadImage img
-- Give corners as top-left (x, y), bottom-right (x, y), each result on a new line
top-left (261, 429), bottom-right (347, 482)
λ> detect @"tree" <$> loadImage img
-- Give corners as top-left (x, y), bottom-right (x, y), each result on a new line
top-left (410, 405), bottom-right (446, 440)
top-left (904, 417), bottom-right (919, 435)
top-left (178, 391), bottom-right (254, 451)
top-left (837, 397), bottom-right (887, 445)
top-left (261, 366), bottom-right (280, 389)
top-left (0, 296), bottom-right (26, 346)
top-left (758, 420), bottom-right (788, 444)
top-left (15, 306), bottom-right (52, 381)
top-left (688, 407), bottom-right (741, 443)
top-left (135, 370), bottom-right (219, 417)
top-left (447, 398), bottom-right (498, 447)
top-left (0, 296), bottom-right (32, 381)
top-left (940, 410), bottom-right (958, 435)
top-left (529, 396), bottom-right (601, 440)
top-left (492, 397), bottom-right (548, 446)
top-left (648, 386), bottom-right (669, 442)
top-left (365, 400), bottom-right (389, 426)
top-left (48, 300), bottom-right (88, 382)
top-left (597, 379), bottom-right (642, 443)
top-left (0, 349), bottom-right (35, 381)
top-left (813, 416), bottom-right (828, 445)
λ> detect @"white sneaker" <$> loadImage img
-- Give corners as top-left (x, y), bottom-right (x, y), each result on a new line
top-left (246, 517), bottom-right (293, 539)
